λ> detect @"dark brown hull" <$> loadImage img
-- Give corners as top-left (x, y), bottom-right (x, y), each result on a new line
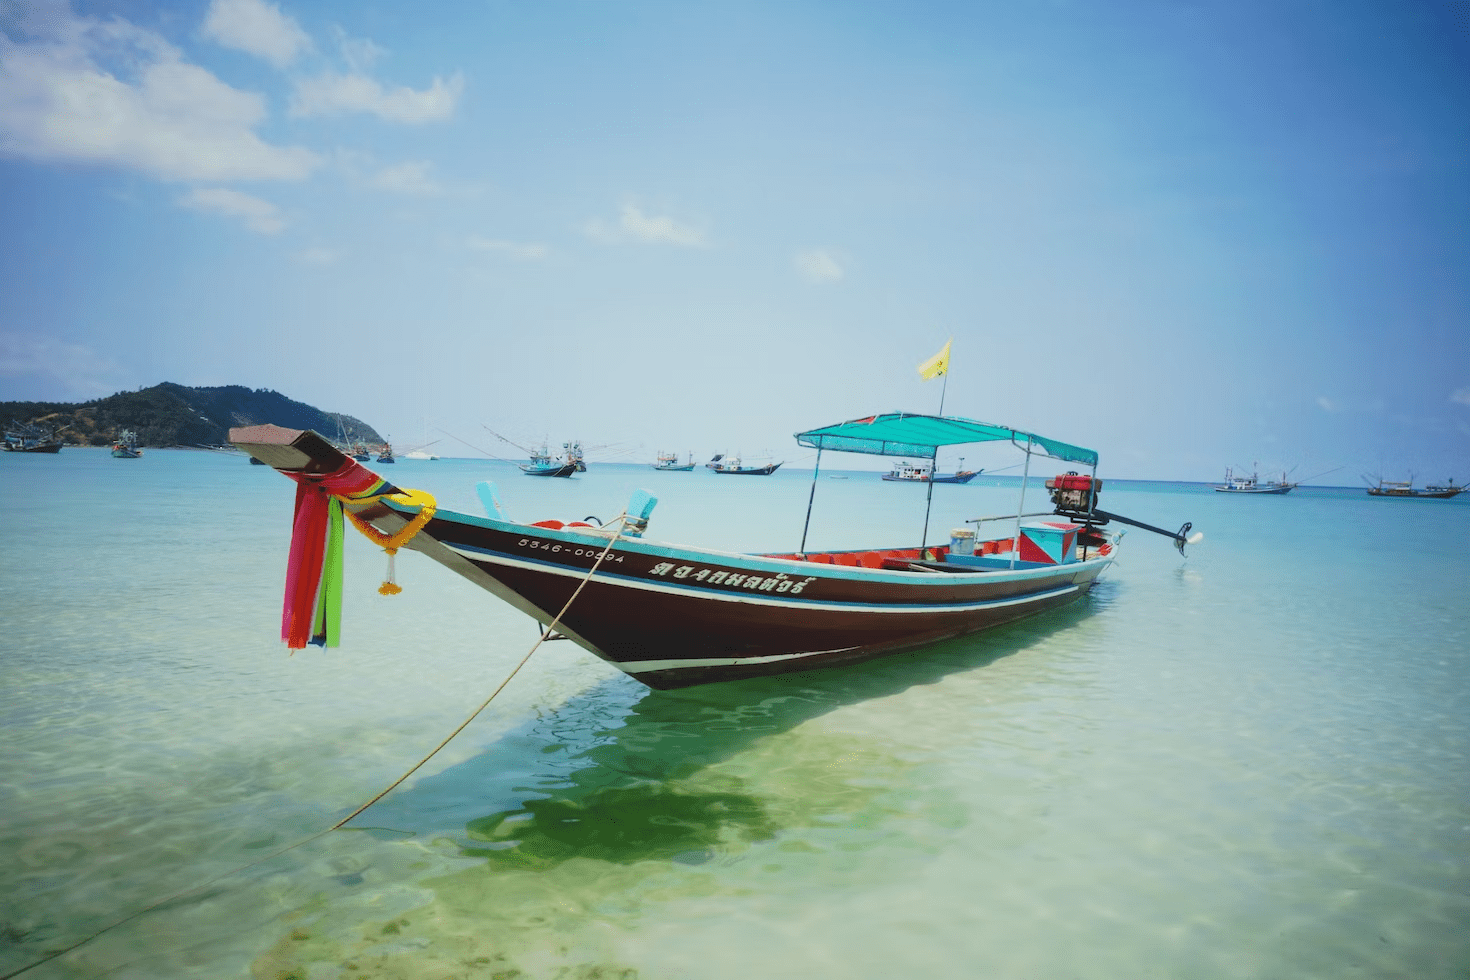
top-left (388, 504), bottom-right (1112, 689)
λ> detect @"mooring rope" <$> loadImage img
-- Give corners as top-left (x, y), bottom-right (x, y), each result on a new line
top-left (0, 516), bottom-right (629, 980)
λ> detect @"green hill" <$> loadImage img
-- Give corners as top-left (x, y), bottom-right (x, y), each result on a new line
top-left (0, 383), bottom-right (382, 449)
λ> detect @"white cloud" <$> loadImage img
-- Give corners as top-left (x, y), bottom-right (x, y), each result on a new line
top-left (333, 29), bottom-right (386, 73)
top-left (290, 71), bottom-right (463, 123)
top-left (467, 235), bottom-right (548, 260)
top-left (583, 204), bottom-right (708, 247)
top-left (201, 0), bottom-right (311, 68)
top-left (369, 160), bottom-right (440, 195)
top-left (1451, 387), bottom-right (1470, 407)
top-left (0, 329), bottom-right (130, 398)
top-left (179, 187), bottom-right (285, 234)
top-left (1316, 395), bottom-right (1340, 412)
top-left (795, 249), bottom-right (844, 283)
top-left (0, 10), bottom-right (319, 181)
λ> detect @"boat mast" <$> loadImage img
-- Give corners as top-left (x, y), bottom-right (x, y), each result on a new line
top-left (920, 447), bottom-right (938, 552)
top-left (1010, 435), bottom-right (1034, 568)
top-left (799, 448), bottom-right (823, 554)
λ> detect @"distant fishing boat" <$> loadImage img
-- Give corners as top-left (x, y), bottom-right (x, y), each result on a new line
top-left (1214, 465), bottom-right (1296, 494)
top-left (564, 440), bottom-right (587, 473)
top-left (521, 444), bottom-right (577, 477)
top-left (2, 423), bottom-right (63, 453)
top-left (232, 411), bottom-right (1195, 690)
top-left (652, 451), bottom-right (695, 471)
top-left (110, 429), bottom-right (143, 458)
top-left (377, 444), bottom-right (396, 464)
top-left (881, 458), bottom-right (979, 484)
top-left (709, 454), bottom-right (782, 475)
top-left (1365, 477), bottom-right (1465, 499)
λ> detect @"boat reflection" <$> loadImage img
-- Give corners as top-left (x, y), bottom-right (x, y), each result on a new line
top-left (357, 594), bottom-right (1106, 865)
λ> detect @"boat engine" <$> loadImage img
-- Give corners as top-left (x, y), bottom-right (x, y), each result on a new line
top-left (1047, 471), bottom-right (1198, 556)
top-left (1047, 472), bottom-right (1101, 520)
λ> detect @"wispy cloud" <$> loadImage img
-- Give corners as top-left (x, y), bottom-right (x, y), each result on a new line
top-left (795, 249), bottom-right (844, 283)
top-left (179, 187), bottom-right (286, 234)
top-left (1451, 387), bottom-right (1470, 407)
top-left (0, 9), bottom-right (319, 181)
top-left (583, 204), bottom-right (708, 247)
top-left (201, 0), bottom-right (311, 68)
top-left (0, 330), bottom-right (130, 398)
top-left (467, 235), bottom-right (548, 260)
top-left (1316, 395), bottom-right (1340, 412)
top-left (290, 71), bottom-right (464, 123)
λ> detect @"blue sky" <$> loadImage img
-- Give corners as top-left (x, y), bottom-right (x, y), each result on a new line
top-left (2, 0), bottom-right (1467, 482)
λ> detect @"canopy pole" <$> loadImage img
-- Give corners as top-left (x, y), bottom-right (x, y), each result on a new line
top-left (1010, 436), bottom-right (1034, 569)
top-left (921, 449), bottom-right (937, 553)
top-left (799, 448), bottom-right (822, 554)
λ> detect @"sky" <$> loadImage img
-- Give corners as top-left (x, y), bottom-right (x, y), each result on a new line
top-left (1, 0), bottom-right (1467, 482)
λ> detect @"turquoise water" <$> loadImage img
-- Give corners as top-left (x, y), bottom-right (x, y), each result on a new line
top-left (2, 448), bottom-right (1467, 979)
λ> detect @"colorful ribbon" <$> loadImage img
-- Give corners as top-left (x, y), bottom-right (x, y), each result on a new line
top-left (279, 457), bottom-right (432, 650)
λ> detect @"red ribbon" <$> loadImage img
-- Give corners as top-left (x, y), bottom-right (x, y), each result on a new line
top-left (280, 459), bottom-right (392, 649)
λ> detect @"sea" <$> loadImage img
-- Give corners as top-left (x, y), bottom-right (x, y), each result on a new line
top-left (1, 447), bottom-right (1467, 980)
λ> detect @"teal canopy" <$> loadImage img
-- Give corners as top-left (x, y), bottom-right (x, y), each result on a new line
top-left (794, 412), bottom-right (1098, 467)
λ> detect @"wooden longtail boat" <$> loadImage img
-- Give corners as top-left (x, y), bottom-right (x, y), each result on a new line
top-left (232, 413), bottom-right (1193, 690)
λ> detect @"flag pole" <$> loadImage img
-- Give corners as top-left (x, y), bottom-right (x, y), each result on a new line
top-left (938, 369), bottom-right (948, 417)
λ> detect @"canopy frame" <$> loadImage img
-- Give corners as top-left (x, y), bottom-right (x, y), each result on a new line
top-left (792, 411), bottom-right (1099, 554)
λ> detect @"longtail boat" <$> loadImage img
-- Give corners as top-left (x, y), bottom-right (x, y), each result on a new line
top-left (232, 413), bottom-right (1195, 690)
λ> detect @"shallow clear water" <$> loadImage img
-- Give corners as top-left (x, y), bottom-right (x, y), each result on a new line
top-left (1, 448), bottom-right (1467, 979)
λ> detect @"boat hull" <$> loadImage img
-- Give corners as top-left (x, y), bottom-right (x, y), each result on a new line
top-left (1214, 485), bottom-right (1292, 494)
top-left (882, 471), bottom-right (978, 484)
top-left (1367, 487), bottom-right (1463, 499)
top-left (521, 463), bottom-right (578, 477)
top-left (711, 463), bottom-right (782, 475)
top-left (380, 503), bottom-right (1114, 689)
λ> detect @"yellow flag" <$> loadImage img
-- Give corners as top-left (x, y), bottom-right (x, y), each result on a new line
top-left (917, 339), bottom-right (951, 380)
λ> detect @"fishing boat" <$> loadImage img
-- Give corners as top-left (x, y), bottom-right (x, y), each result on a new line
top-left (232, 412), bottom-right (1195, 691)
top-left (564, 440), bottom-right (587, 473)
top-left (1214, 465), bottom-right (1296, 494)
top-left (882, 458), bottom-right (979, 484)
top-left (521, 444), bottom-right (577, 478)
top-left (1365, 477), bottom-right (1465, 499)
top-left (709, 453), bottom-right (783, 475)
top-left (3, 422), bottom-right (64, 453)
top-left (653, 451), bottom-right (696, 471)
top-left (110, 429), bottom-right (143, 458)
top-left (350, 444), bottom-right (371, 462)
top-left (376, 445), bottom-right (396, 464)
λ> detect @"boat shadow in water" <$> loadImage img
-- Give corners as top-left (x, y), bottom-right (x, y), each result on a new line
top-left (357, 591), bottom-right (1109, 866)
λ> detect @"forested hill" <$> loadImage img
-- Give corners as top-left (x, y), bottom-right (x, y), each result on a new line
top-left (0, 383), bottom-right (382, 448)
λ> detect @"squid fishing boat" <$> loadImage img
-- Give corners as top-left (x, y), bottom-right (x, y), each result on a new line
top-left (232, 412), bottom-right (1195, 690)
top-left (882, 458), bottom-right (980, 484)
top-left (708, 453), bottom-right (782, 475)
top-left (1214, 465), bottom-right (1295, 494)
top-left (110, 429), bottom-right (143, 458)
top-left (652, 451), bottom-right (696, 471)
